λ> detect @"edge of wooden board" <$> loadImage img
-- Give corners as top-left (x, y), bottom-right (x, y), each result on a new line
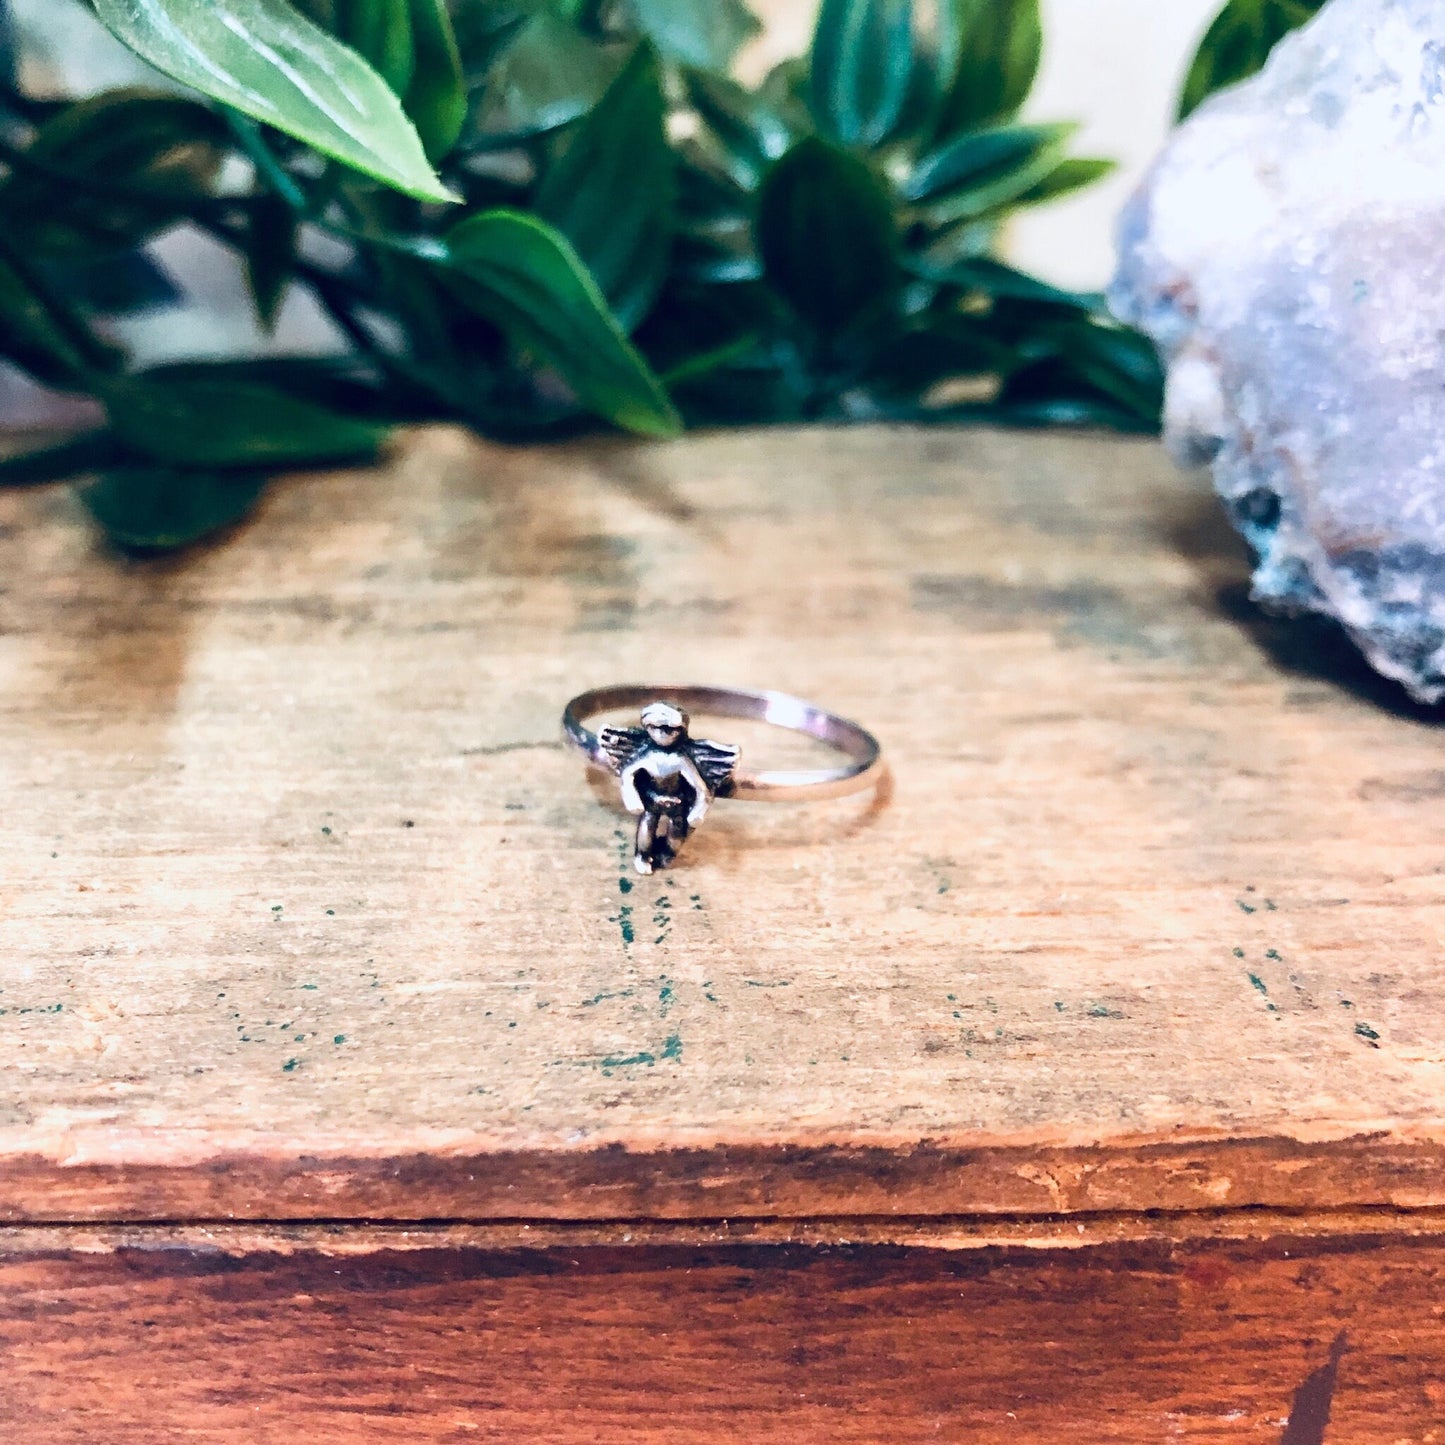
top-left (6, 1205), bottom-right (1445, 1257)
top-left (1, 1129), bottom-right (1443, 1222)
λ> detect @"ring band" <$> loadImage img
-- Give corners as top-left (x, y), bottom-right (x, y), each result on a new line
top-left (564, 685), bottom-right (883, 800)
top-left (562, 685), bottom-right (883, 872)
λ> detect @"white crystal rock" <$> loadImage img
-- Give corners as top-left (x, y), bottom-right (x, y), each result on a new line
top-left (1110, 0), bottom-right (1445, 702)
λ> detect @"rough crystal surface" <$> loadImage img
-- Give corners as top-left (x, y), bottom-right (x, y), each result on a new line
top-left (1111, 0), bottom-right (1445, 702)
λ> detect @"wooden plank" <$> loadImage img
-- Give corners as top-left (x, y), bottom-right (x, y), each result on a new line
top-left (1, 425), bottom-right (1443, 1221)
top-left (4, 1204), bottom-right (1445, 1255)
top-left (0, 1228), bottom-right (1441, 1442)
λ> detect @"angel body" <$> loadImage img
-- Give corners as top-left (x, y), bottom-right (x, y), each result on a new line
top-left (599, 702), bottom-right (739, 873)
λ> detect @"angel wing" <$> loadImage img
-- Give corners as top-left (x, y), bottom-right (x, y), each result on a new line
top-left (688, 738), bottom-right (741, 798)
top-left (597, 725), bottom-right (649, 776)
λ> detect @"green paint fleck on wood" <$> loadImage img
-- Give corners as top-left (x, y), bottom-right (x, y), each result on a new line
top-left (608, 901), bottom-right (635, 948)
top-left (599, 1048), bottom-right (657, 1070)
top-left (1355, 1022), bottom-right (1380, 1044)
top-left (581, 988), bottom-right (634, 1007)
top-left (333, 1034), bottom-right (346, 1045)
top-left (593, 1031), bottom-right (683, 1072)
top-left (282, 1057), bottom-right (300, 1071)
top-left (1245, 973), bottom-right (1278, 1011)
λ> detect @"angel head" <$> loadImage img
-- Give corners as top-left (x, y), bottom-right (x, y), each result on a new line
top-left (640, 701), bottom-right (689, 749)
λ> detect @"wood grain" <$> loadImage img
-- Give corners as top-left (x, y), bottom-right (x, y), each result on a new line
top-left (1, 1227), bottom-right (1442, 1442)
top-left (1, 425), bottom-right (1443, 1221)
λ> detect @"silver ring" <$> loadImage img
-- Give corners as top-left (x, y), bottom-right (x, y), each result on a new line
top-left (562, 685), bottom-right (883, 873)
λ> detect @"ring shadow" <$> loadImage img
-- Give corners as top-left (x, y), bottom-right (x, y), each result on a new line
top-left (1168, 489), bottom-right (1445, 726)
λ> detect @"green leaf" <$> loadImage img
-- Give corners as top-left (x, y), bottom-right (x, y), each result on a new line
top-left (934, 0), bottom-right (1041, 135)
top-left (441, 210), bottom-right (681, 437)
top-left (1178, 0), bottom-right (1324, 120)
top-left (1012, 155), bottom-right (1115, 207)
top-left (673, 230), bottom-right (760, 286)
top-left (287, 0), bottom-right (335, 29)
top-left (658, 332), bottom-right (763, 387)
top-left (808, 0), bottom-right (914, 147)
top-left (633, 277), bottom-right (773, 377)
top-left (912, 214), bottom-right (1001, 272)
top-left (241, 192), bottom-right (299, 329)
top-left (761, 56), bottom-right (812, 116)
top-left (684, 68), bottom-right (793, 188)
top-left (756, 137), bottom-right (898, 335)
top-left (44, 252), bottom-right (182, 317)
top-left (0, 90), bottom-right (228, 257)
top-left (915, 255), bottom-right (1095, 309)
top-left (627, 0), bottom-right (760, 71)
top-left (101, 374), bottom-right (389, 467)
top-left (535, 44), bottom-right (673, 330)
top-left (333, 0), bottom-right (415, 95)
top-left (137, 356), bottom-right (407, 420)
top-left (1049, 320), bottom-right (1164, 421)
top-left (996, 318), bottom-right (1163, 426)
top-left (903, 121), bottom-right (1073, 222)
top-left (404, 0), bottom-right (467, 158)
top-left (78, 468), bottom-right (270, 553)
top-left (0, 432), bottom-right (123, 489)
top-left (869, 315), bottom-right (1008, 397)
top-left (471, 9), bottom-right (619, 140)
top-left (0, 249), bottom-right (116, 389)
top-left (89, 0), bottom-right (453, 201)
top-left (450, 4), bottom-right (530, 87)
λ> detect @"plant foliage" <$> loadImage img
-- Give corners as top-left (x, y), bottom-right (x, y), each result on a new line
top-left (1179, 0), bottom-right (1326, 119)
top-left (0, 0), bottom-right (1161, 551)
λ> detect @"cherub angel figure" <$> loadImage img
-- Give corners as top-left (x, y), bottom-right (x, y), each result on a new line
top-left (599, 701), bottom-right (740, 874)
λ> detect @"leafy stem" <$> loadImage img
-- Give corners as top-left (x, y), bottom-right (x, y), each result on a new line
top-left (0, 0), bottom-right (1189, 553)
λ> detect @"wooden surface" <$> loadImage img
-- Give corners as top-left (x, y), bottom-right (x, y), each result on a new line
top-left (1, 1222), bottom-right (1441, 1442)
top-left (1, 424), bottom-right (1444, 1222)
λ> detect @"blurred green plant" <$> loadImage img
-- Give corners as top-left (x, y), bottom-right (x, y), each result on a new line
top-left (0, 0), bottom-right (1162, 551)
top-left (1179, 0), bottom-right (1327, 119)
